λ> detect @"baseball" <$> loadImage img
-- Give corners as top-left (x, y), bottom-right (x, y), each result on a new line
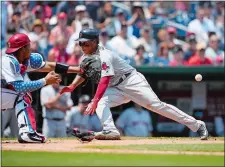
top-left (195, 74), bottom-right (202, 82)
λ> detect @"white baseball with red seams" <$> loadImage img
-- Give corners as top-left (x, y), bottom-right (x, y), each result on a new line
top-left (195, 74), bottom-right (202, 82)
top-left (94, 46), bottom-right (203, 135)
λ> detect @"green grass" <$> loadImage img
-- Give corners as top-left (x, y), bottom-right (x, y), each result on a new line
top-left (84, 143), bottom-right (224, 152)
top-left (2, 151), bottom-right (224, 166)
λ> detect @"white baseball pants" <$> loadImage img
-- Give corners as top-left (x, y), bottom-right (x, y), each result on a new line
top-left (1, 88), bottom-right (36, 134)
top-left (96, 71), bottom-right (201, 132)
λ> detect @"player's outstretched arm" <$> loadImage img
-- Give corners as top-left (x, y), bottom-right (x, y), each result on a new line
top-left (59, 75), bottom-right (86, 95)
top-left (84, 76), bottom-right (112, 115)
top-left (35, 62), bottom-right (84, 74)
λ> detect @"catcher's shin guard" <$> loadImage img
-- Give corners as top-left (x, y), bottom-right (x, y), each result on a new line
top-left (16, 93), bottom-right (36, 134)
top-left (15, 93), bottom-right (46, 143)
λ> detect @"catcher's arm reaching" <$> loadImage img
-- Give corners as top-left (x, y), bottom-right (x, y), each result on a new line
top-left (34, 62), bottom-right (84, 74)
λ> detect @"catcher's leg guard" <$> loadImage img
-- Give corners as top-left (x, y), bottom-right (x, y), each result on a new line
top-left (15, 93), bottom-right (46, 143)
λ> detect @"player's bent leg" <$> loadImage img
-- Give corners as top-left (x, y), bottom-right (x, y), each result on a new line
top-left (120, 72), bottom-right (208, 140)
top-left (16, 94), bottom-right (47, 143)
top-left (94, 88), bottom-right (130, 140)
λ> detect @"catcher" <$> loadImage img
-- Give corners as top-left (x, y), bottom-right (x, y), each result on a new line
top-left (60, 28), bottom-right (208, 141)
top-left (2, 33), bottom-right (85, 143)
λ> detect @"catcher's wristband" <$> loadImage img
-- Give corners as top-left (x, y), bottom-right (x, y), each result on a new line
top-left (55, 63), bottom-right (69, 74)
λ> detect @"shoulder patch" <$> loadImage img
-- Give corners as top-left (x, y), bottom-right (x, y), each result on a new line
top-left (8, 56), bottom-right (20, 74)
top-left (29, 53), bottom-right (44, 69)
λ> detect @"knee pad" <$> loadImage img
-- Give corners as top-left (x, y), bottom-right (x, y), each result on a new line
top-left (15, 93), bottom-right (37, 134)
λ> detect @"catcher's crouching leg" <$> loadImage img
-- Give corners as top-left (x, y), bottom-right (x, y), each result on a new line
top-left (16, 94), bottom-right (46, 143)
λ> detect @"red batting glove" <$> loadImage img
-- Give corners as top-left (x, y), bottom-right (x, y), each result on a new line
top-left (84, 99), bottom-right (99, 115)
top-left (59, 84), bottom-right (75, 95)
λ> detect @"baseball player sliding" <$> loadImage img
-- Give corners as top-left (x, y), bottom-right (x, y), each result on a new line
top-left (60, 28), bottom-right (208, 140)
top-left (2, 33), bottom-right (84, 143)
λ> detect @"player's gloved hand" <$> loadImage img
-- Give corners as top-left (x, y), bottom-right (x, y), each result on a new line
top-left (84, 98), bottom-right (99, 115)
top-left (59, 84), bottom-right (76, 95)
top-left (45, 71), bottom-right (61, 85)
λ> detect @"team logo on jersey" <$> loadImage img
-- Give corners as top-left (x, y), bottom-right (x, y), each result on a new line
top-left (102, 62), bottom-right (109, 72)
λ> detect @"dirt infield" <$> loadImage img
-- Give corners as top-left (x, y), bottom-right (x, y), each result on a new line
top-left (2, 137), bottom-right (224, 156)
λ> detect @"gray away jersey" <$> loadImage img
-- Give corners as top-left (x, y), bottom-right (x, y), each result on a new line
top-left (81, 46), bottom-right (135, 86)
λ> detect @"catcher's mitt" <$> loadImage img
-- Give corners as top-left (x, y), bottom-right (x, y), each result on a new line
top-left (69, 128), bottom-right (95, 143)
top-left (79, 56), bottom-right (101, 83)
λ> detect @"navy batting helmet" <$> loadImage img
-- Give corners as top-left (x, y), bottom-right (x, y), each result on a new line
top-left (76, 28), bottom-right (99, 42)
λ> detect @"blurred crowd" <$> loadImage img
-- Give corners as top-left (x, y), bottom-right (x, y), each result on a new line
top-left (1, 1), bottom-right (224, 67)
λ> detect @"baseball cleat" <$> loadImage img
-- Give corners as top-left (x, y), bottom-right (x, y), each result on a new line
top-left (197, 121), bottom-right (209, 140)
top-left (94, 130), bottom-right (121, 140)
top-left (18, 131), bottom-right (47, 143)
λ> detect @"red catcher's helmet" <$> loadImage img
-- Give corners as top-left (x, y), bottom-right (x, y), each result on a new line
top-left (6, 33), bottom-right (30, 54)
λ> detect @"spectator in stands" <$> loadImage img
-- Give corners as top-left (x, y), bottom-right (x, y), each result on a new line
top-left (133, 45), bottom-right (150, 66)
top-left (66, 44), bottom-right (82, 65)
top-left (184, 34), bottom-right (197, 61)
top-left (6, 1), bottom-right (20, 24)
top-left (157, 29), bottom-right (169, 43)
top-left (48, 35), bottom-right (70, 63)
top-left (41, 75), bottom-right (73, 138)
top-left (19, 1), bottom-right (34, 32)
top-left (30, 19), bottom-right (48, 56)
top-left (154, 42), bottom-right (170, 66)
top-left (66, 95), bottom-right (102, 134)
top-left (169, 45), bottom-right (187, 66)
top-left (7, 10), bottom-right (27, 34)
top-left (137, 26), bottom-right (157, 56)
top-left (214, 16), bottom-right (224, 50)
top-left (56, 1), bottom-right (77, 25)
top-left (49, 12), bottom-right (73, 46)
top-left (99, 29), bottom-right (111, 49)
top-left (202, 1), bottom-right (214, 20)
top-left (188, 8), bottom-right (215, 43)
top-left (32, 2), bottom-right (52, 25)
top-left (127, 2), bottom-right (146, 38)
top-left (166, 27), bottom-right (186, 48)
top-left (85, 1), bottom-right (101, 22)
top-left (187, 42), bottom-right (212, 66)
top-left (116, 102), bottom-right (153, 137)
top-left (114, 8), bottom-right (133, 37)
top-left (212, 2), bottom-right (224, 21)
top-left (205, 35), bottom-right (224, 65)
top-left (66, 6), bottom-right (94, 54)
top-left (175, 1), bottom-right (188, 12)
top-left (147, 2), bottom-right (167, 42)
top-left (71, 5), bottom-right (93, 33)
top-left (109, 24), bottom-right (138, 58)
top-left (97, 2), bottom-right (116, 38)
top-left (27, 33), bottom-right (44, 58)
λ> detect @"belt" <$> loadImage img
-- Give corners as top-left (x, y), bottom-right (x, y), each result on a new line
top-left (114, 72), bottom-right (132, 86)
top-left (45, 118), bottom-right (64, 121)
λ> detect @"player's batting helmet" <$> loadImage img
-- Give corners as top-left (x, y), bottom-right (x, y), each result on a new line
top-left (6, 33), bottom-right (30, 54)
top-left (76, 28), bottom-right (99, 42)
